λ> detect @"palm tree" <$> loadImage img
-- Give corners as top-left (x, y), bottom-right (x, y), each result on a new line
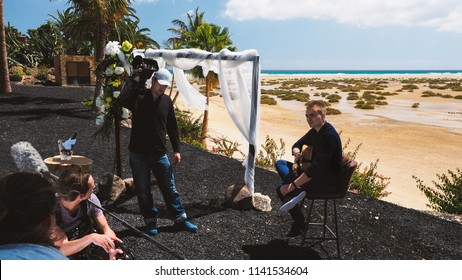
top-left (167, 7), bottom-right (235, 147)
top-left (27, 22), bottom-right (64, 67)
top-left (58, 0), bottom-right (132, 107)
top-left (49, 8), bottom-right (93, 55)
top-left (168, 7), bottom-right (205, 48)
top-left (109, 8), bottom-right (159, 49)
top-left (169, 9), bottom-right (234, 147)
top-left (0, 0), bottom-right (11, 94)
top-left (189, 22), bottom-right (234, 147)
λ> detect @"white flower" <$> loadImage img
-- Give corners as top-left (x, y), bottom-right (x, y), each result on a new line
top-left (114, 66), bottom-right (124, 75)
top-left (121, 108), bottom-right (130, 119)
top-left (105, 41), bottom-right (120, 56)
top-left (96, 115), bottom-right (105, 126)
top-left (113, 91), bottom-right (121, 98)
top-left (95, 94), bottom-right (104, 107)
top-left (105, 67), bottom-right (114, 76)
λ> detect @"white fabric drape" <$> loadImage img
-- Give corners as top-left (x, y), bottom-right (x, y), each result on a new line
top-left (132, 48), bottom-right (260, 193)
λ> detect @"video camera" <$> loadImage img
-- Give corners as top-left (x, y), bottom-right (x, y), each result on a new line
top-left (132, 55), bottom-right (159, 83)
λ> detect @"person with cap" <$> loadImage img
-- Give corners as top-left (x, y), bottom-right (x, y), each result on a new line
top-left (118, 67), bottom-right (198, 235)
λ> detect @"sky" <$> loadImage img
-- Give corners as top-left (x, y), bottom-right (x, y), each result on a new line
top-left (4, 0), bottom-right (462, 70)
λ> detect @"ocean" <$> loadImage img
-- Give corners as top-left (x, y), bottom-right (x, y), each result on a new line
top-left (261, 70), bottom-right (462, 75)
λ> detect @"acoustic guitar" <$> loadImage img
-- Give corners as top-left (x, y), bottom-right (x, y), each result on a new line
top-left (292, 144), bottom-right (313, 177)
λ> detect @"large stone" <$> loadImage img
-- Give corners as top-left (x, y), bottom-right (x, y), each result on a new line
top-left (97, 173), bottom-right (126, 203)
top-left (252, 192), bottom-right (272, 212)
top-left (110, 175), bottom-right (126, 201)
top-left (96, 173), bottom-right (113, 203)
top-left (123, 177), bottom-right (135, 192)
top-left (225, 183), bottom-right (253, 210)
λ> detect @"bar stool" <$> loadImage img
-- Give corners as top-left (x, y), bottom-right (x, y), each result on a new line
top-left (299, 157), bottom-right (357, 259)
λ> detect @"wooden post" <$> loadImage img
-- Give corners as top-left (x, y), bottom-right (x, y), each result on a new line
top-left (114, 109), bottom-right (122, 177)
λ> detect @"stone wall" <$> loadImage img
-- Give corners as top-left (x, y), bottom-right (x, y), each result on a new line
top-left (54, 55), bottom-right (96, 86)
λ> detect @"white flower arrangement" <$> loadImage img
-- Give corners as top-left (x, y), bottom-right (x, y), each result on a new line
top-left (96, 40), bottom-right (134, 126)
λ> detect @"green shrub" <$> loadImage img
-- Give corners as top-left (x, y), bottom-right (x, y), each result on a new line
top-left (10, 65), bottom-right (24, 75)
top-left (349, 160), bottom-right (391, 199)
top-left (261, 95), bottom-right (277, 105)
top-left (255, 135), bottom-right (286, 168)
top-left (262, 88), bottom-right (309, 102)
top-left (24, 67), bottom-right (32, 75)
top-left (454, 95), bottom-right (462, 99)
top-left (451, 85), bottom-right (462, 91)
top-left (413, 168), bottom-right (462, 214)
top-left (326, 94), bottom-right (341, 103)
top-left (343, 138), bottom-right (390, 199)
top-left (9, 73), bottom-right (22, 81)
top-left (412, 103), bottom-right (420, 108)
top-left (175, 108), bottom-right (205, 148)
top-left (209, 136), bottom-right (244, 158)
top-left (401, 84), bottom-right (419, 91)
top-left (326, 107), bottom-right (341, 115)
top-left (421, 90), bottom-right (437, 97)
top-left (9, 65), bottom-right (24, 81)
top-left (36, 66), bottom-right (49, 81)
top-left (355, 103), bottom-right (375, 109)
top-left (347, 93), bottom-right (360, 100)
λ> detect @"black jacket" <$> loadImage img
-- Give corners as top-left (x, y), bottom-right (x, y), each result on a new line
top-left (118, 78), bottom-right (180, 154)
top-left (292, 122), bottom-right (342, 183)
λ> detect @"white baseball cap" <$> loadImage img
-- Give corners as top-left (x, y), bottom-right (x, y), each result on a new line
top-left (154, 68), bottom-right (172, 87)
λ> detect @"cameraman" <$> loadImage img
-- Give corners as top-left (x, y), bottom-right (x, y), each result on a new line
top-left (118, 66), bottom-right (198, 235)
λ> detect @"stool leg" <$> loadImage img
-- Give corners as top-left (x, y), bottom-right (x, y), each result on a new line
top-left (322, 199), bottom-right (328, 239)
top-left (300, 199), bottom-right (315, 247)
top-left (333, 199), bottom-right (341, 259)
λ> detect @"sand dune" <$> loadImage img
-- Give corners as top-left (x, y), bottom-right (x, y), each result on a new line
top-left (177, 74), bottom-right (462, 211)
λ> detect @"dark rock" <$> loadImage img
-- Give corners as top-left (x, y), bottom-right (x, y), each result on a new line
top-left (225, 183), bottom-right (253, 210)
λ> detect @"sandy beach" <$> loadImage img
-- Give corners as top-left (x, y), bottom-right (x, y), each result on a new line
top-left (177, 74), bottom-right (462, 211)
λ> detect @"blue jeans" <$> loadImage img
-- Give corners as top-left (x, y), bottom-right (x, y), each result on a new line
top-left (275, 160), bottom-right (296, 185)
top-left (275, 159), bottom-right (304, 224)
top-left (129, 152), bottom-right (187, 229)
top-left (275, 159), bottom-right (336, 194)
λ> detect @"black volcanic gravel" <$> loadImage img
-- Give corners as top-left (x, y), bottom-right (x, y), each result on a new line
top-left (1, 84), bottom-right (461, 260)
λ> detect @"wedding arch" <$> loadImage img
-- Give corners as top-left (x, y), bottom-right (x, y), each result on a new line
top-left (132, 48), bottom-right (261, 194)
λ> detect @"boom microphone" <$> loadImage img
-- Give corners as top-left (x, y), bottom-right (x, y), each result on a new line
top-left (10, 141), bottom-right (58, 180)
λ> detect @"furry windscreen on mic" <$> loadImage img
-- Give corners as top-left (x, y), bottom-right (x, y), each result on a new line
top-left (10, 141), bottom-right (58, 180)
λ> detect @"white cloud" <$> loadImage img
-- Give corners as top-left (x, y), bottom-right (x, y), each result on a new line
top-left (223, 0), bottom-right (462, 32)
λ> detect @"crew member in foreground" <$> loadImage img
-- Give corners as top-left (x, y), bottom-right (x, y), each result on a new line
top-left (52, 168), bottom-right (124, 259)
top-left (0, 172), bottom-right (67, 260)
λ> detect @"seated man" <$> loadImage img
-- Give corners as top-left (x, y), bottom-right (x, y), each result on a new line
top-left (275, 100), bottom-right (343, 237)
top-left (52, 168), bottom-right (124, 259)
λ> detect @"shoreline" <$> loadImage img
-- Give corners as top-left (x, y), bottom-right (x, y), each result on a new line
top-left (178, 74), bottom-right (462, 211)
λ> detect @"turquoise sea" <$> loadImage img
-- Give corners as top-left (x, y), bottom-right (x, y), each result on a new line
top-left (261, 70), bottom-right (462, 75)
